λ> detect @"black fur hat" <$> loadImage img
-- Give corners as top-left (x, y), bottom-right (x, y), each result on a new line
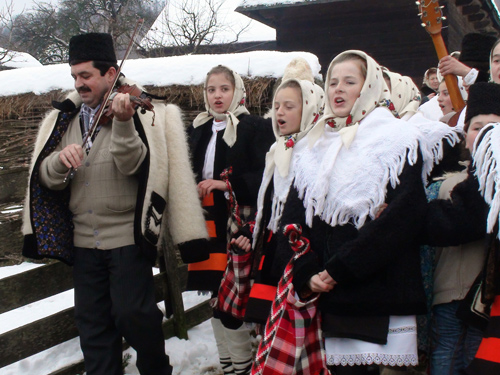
top-left (68, 33), bottom-right (117, 65)
top-left (459, 33), bottom-right (497, 67)
top-left (465, 82), bottom-right (500, 129)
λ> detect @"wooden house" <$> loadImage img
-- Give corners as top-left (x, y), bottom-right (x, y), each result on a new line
top-left (237, 0), bottom-right (500, 83)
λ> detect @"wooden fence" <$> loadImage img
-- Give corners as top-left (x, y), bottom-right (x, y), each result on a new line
top-left (0, 242), bottom-right (213, 374)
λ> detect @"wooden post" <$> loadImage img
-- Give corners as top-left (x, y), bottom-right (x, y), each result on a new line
top-left (160, 236), bottom-right (189, 340)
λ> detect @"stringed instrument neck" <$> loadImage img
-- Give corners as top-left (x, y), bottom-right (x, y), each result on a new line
top-left (418, 0), bottom-right (465, 112)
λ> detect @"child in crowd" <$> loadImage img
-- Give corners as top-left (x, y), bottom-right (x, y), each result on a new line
top-left (186, 65), bottom-right (274, 375)
top-left (231, 70), bottom-right (325, 326)
top-left (463, 82), bottom-right (500, 375)
top-left (423, 83), bottom-right (499, 375)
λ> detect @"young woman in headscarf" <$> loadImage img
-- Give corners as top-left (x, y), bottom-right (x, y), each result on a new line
top-left (421, 67), bottom-right (439, 102)
top-left (273, 50), bottom-right (435, 374)
top-left (186, 65), bottom-right (274, 375)
top-left (382, 68), bottom-right (422, 121)
top-left (230, 77), bottom-right (325, 326)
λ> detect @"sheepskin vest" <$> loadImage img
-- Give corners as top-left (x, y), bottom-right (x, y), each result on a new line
top-left (22, 78), bottom-right (207, 265)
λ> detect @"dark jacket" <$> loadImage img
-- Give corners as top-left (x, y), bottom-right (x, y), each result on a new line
top-left (186, 114), bottom-right (274, 291)
top-left (423, 166), bottom-right (488, 248)
top-left (274, 154), bottom-right (428, 318)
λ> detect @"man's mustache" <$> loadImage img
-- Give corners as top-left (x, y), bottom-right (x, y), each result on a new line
top-left (77, 86), bottom-right (91, 93)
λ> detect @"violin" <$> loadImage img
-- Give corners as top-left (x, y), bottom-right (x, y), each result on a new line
top-left (99, 83), bottom-right (155, 126)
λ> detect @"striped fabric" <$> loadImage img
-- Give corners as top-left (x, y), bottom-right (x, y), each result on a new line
top-left (187, 192), bottom-right (228, 292)
top-left (251, 224), bottom-right (329, 375)
top-left (217, 167), bottom-right (256, 319)
top-left (245, 231), bottom-right (278, 325)
top-left (466, 295), bottom-right (500, 374)
top-left (218, 249), bottom-right (254, 319)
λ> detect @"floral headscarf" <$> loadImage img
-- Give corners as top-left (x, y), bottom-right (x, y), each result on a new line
top-left (193, 65), bottom-right (250, 147)
top-left (308, 50), bottom-right (396, 147)
top-left (270, 79), bottom-right (325, 177)
top-left (253, 79), bottom-right (324, 237)
top-left (382, 68), bottom-right (421, 119)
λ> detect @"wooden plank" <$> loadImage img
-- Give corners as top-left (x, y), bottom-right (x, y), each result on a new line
top-left (0, 262), bottom-right (73, 314)
top-left (0, 307), bottom-right (79, 368)
top-left (0, 168), bottom-right (28, 204)
top-left (161, 238), bottom-right (188, 340)
top-left (49, 361), bottom-right (86, 375)
top-left (0, 218), bottom-right (23, 259)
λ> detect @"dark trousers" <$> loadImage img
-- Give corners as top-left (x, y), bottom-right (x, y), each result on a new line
top-left (73, 245), bottom-right (172, 375)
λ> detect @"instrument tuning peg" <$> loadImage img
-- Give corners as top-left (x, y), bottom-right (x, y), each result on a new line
top-left (421, 23), bottom-right (427, 27)
top-left (440, 16), bottom-right (447, 21)
top-left (439, 5), bottom-right (444, 8)
top-left (416, 1), bottom-right (421, 5)
top-left (418, 12), bottom-right (422, 17)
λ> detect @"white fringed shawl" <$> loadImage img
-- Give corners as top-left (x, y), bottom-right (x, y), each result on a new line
top-left (293, 107), bottom-right (433, 228)
top-left (472, 123), bottom-right (500, 237)
top-left (407, 111), bottom-right (462, 176)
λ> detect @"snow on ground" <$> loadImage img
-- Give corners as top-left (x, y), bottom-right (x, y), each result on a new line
top-left (0, 50), bottom-right (322, 97)
top-left (0, 263), bottom-right (219, 375)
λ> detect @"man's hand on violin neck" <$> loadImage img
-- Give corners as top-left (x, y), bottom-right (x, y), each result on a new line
top-left (60, 144), bottom-right (84, 169)
top-left (111, 92), bottom-right (136, 122)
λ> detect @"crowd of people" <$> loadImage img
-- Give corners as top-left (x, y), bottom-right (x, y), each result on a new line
top-left (21, 30), bottom-right (500, 375)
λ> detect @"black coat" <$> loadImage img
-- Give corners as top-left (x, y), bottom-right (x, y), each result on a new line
top-left (423, 166), bottom-right (488, 248)
top-left (186, 113), bottom-right (274, 291)
top-left (188, 114), bottom-right (274, 236)
top-left (189, 115), bottom-right (273, 196)
top-left (273, 154), bottom-right (428, 318)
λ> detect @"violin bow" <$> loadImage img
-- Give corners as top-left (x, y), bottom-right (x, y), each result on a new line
top-left (64, 18), bottom-right (145, 183)
top-left (418, 0), bottom-right (465, 112)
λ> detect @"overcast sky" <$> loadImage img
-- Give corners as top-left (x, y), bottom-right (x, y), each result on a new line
top-left (6, 0), bottom-right (500, 21)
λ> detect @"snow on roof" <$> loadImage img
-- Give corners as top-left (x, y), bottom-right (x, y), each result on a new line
top-left (0, 50), bottom-right (321, 97)
top-left (238, 0), bottom-right (318, 8)
top-left (141, 0), bottom-right (276, 50)
top-left (0, 49), bottom-right (43, 69)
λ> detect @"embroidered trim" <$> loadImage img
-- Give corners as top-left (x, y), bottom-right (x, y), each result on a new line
top-left (327, 353), bottom-right (418, 367)
top-left (388, 325), bottom-right (417, 334)
top-left (283, 134), bottom-right (297, 150)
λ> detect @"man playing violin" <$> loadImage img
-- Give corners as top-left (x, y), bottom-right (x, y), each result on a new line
top-left (22, 32), bottom-right (209, 375)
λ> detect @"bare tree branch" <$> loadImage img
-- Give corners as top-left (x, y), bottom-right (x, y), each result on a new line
top-left (10, 0), bottom-right (162, 64)
top-left (141, 0), bottom-right (252, 55)
top-left (0, 0), bottom-right (18, 66)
